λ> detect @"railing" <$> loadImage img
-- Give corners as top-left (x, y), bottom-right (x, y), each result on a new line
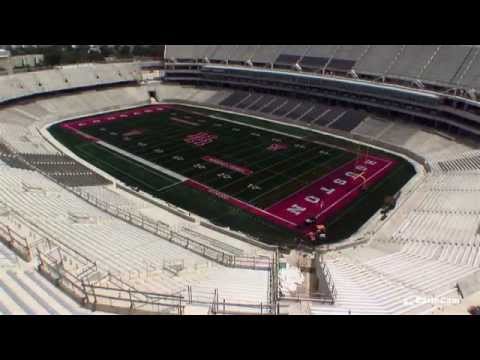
top-left (268, 249), bottom-right (280, 314)
top-left (36, 241), bottom-right (185, 314)
top-left (37, 246), bottom-right (91, 305)
top-left (208, 289), bottom-right (274, 315)
top-left (317, 255), bottom-right (337, 302)
top-left (0, 222), bottom-right (32, 262)
top-left (118, 183), bottom-right (195, 222)
top-left (83, 273), bottom-right (185, 315)
top-left (1, 200), bottom-right (276, 315)
top-left (68, 185), bottom-right (273, 270)
top-left (12, 153), bottom-right (235, 266)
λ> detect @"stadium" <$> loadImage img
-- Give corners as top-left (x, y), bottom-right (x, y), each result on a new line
top-left (0, 45), bottom-right (479, 315)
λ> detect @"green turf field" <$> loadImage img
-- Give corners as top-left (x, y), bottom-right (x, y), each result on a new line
top-left (49, 103), bottom-right (416, 248)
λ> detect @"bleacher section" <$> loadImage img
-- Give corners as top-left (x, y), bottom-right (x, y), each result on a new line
top-left (165, 45), bottom-right (480, 93)
top-left (0, 230), bottom-right (104, 315)
top-left (0, 86), bottom-right (150, 156)
top-left (312, 168), bottom-right (480, 315)
top-left (210, 46), bottom-right (237, 63)
top-left (1, 57), bottom-right (480, 314)
top-left (285, 102), bottom-right (315, 120)
top-left (0, 167), bottom-right (271, 306)
top-left (421, 45), bottom-right (472, 85)
top-left (213, 90), bottom-right (367, 133)
top-left (21, 154), bottom-right (110, 187)
top-left (329, 110), bottom-right (366, 132)
top-left (251, 45), bottom-right (283, 65)
top-left (351, 116), bottom-right (390, 138)
top-left (435, 150), bottom-right (480, 172)
top-left (164, 86), bottom-right (477, 165)
top-left (0, 64), bottom-right (281, 314)
top-left (387, 45), bottom-right (439, 80)
top-left (166, 45), bottom-right (198, 62)
top-left (0, 269), bottom-right (106, 315)
top-left (310, 172), bottom-right (480, 315)
top-left (0, 63), bottom-right (140, 103)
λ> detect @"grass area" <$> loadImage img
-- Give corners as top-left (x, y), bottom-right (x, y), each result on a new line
top-left (49, 104), bottom-right (416, 248)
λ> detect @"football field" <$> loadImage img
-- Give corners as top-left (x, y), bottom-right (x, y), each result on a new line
top-left (50, 103), bottom-right (415, 247)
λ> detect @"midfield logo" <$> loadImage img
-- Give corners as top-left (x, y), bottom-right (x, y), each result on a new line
top-left (184, 132), bottom-right (218, 147)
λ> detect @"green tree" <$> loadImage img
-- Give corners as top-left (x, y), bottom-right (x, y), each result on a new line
top-left (100, 45), bottom-right (113, 58)
top-left (118, 45), bottom-right (131, 58)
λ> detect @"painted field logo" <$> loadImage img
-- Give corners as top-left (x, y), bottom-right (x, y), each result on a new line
top-left (184, 132), bottom-right (218, 147)
top-left (202, 156), bottom-right (253, 176)
top-left (267, 143), bottom-right (288, 152)
top-left (123, 129), bottom-right (144, 137)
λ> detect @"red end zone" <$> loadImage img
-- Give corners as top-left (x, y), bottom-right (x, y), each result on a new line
top-left (266, 155), bottom-right (396, 233)
top-left (185, 154), bottom-right (396, 236)
top-left (60, 105), bottom-right (171, 131)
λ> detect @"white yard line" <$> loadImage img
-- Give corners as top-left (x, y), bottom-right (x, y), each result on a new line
top-left (76, 146), bottom-right (160, 191)
top-left (96, 141), bottom-right (187, 182)
top-left (156, 181), bottom-right (184, 192)
top-left (186, 180), bottom-right (298, 227)
top-left (216, 146), bottom-right (324, 192)
top-left (235, 151), bottom-right (346, 202)
top-left (209, 115), bottom-right (303, 141)
top-left (95, 137), bottom-right (301, 228)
